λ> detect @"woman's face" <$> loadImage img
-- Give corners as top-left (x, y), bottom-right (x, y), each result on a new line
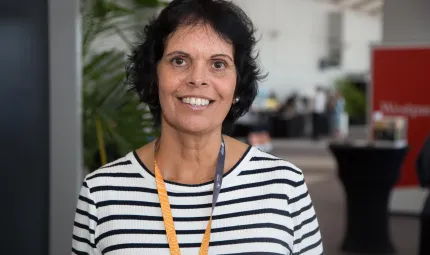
top-left (157, 24), bottom-right (237, 134)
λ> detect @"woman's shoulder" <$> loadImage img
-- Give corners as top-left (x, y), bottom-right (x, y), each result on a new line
top-left (83, 152), bottom-right (142, 186)
top-left (224, 136), bottom-right (303, 173)
top-left (248, 146), bottom-right (302, 168)
top-left (243, 148), bottom-right (311, 205)
top-left (245, 146), bottom-right (305, 181)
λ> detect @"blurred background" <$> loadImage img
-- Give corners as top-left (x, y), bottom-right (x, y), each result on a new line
top-left (1, 0), bottom-right (430, 254)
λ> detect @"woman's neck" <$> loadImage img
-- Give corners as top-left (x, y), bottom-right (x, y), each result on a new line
top-left (154, 123), bottom-right (223, 184)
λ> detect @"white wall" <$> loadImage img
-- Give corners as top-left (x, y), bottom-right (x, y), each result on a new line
top-left (233, 0), bottom-right (382, 98)
top-left (342, 10), bottom-right (382, 73)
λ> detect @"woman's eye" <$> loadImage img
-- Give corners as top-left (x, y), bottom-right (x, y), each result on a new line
top-left (172, 57), bottom-right (186, 66)
top-left (213, 61), bottom-right (226, 69)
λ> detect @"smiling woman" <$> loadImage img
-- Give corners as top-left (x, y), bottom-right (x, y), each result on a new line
top-left (156, 24), bottom-right (238, 133)
top-left (71, 0), bottom-right (324, 254)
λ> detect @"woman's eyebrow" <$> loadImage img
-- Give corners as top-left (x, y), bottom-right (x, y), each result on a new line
top-left (211, 54), bottom-right (233, 62)
top-left (165, 51), bottom-right (190, 57)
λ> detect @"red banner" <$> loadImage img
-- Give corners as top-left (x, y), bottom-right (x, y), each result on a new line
top-left (371, 46), bottom-right (430, 186)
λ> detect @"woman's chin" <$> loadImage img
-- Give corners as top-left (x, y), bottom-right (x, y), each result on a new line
top-left (162, 115), bottom-right (222, 134)
top-left (177, 119), bottom-right (219, 134)
top-left (179, 124), bottom-right (212, 134)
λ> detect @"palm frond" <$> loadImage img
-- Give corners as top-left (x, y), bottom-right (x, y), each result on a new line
top-left (81, 0), bottom-right (163, 170)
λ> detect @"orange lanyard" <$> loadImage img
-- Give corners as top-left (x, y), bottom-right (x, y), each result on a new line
top-left (154, 138), bottom-right (225, 255)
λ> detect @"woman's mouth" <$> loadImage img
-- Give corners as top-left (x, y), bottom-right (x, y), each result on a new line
top-left (178, 97), bottom-right (214, 110)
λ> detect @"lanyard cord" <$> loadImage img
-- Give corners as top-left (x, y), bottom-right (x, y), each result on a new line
top-left (154, 137), bottom-right (226, 255)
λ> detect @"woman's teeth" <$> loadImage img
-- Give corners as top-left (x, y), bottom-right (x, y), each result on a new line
top-left (181, 97), bottom-right (210, 106)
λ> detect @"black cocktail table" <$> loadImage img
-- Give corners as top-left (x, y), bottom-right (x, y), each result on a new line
top-left (329, 142), bottom-right (408, 254)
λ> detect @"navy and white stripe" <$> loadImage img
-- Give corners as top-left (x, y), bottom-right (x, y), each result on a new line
top-left (72, 146), bottom-right (323, 255)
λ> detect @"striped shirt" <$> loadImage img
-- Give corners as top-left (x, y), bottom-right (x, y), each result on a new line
top-left (72, 146), bottom-right (323, 255)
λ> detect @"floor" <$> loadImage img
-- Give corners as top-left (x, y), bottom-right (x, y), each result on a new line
top-left (269, 138), bottom-right (420, 255)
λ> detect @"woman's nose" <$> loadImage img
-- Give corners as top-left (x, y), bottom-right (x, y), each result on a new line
top-left (187, 63), bottom-right (208, 87)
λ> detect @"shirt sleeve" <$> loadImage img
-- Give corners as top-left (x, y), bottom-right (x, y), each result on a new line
top-left (291, 174), bottom-right (324, 255)
top-left (72, 179), bottom-right (101, 255)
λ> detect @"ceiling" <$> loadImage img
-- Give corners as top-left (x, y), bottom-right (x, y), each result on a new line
top-left (317, 0), bottom-right (384, 16)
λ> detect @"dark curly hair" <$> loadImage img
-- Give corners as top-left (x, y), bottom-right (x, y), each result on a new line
top-left (125, 0), bottom-right (266, 128)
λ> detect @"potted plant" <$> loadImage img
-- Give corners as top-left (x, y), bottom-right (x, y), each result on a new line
top-left (335, 76), bottom-right (366, 125)
top-left (81, 0), bottom-right (163, 171)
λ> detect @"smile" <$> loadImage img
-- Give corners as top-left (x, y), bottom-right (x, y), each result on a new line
top-left (178, 96), bottom-right (214, 110)
top-left (182, 97), bottom-right (210, 106)
top-left (180, 97), bottom-right (213, 106)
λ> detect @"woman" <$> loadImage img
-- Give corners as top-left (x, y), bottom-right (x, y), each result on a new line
top-left (72, 0), bottom-right (323, 254)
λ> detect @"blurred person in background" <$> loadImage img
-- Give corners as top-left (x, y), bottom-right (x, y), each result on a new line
top-left (265, 91), bottom-right (280, 111)
top-left (247, 88), bottom-right (274, 152)
top-left (311, 86), bottom-right (327, 140)
top-left (279, 95), bottom-right (295, 119)
top-left (294, 94), bottom-right (305, 115)
top-left (71, 0), bottom-right (323, 254)
top-left (247, 124), bottom-right (273, 152)
top-left (417, 134), bottom-right (430, 255)
top-left (331, 90), bottom-right (345, 138)
top-left (301, 96), bottom-right (313, 137)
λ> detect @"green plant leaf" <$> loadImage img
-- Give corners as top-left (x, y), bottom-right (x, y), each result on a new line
top-left (81, 0), bottom-right (164, 170)
top-left (335, 78), bottom-right (366, 119)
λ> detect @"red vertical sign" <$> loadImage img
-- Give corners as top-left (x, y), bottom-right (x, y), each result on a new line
top-left (371, 46), bottom-right (430, 186)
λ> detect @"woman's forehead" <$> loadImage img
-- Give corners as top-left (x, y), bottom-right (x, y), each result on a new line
top-left (165, 24), bottom-right (233, 56)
